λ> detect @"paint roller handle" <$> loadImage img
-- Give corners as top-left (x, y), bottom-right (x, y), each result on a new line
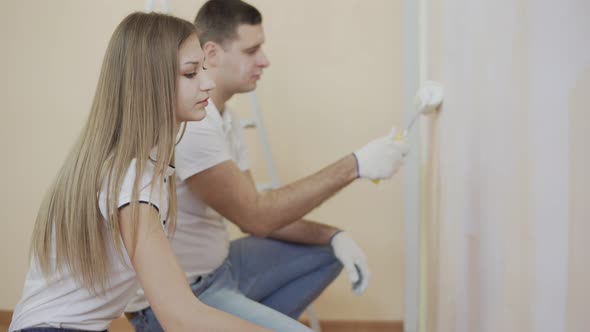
top-left (371, 132), bottom-right (406, 184)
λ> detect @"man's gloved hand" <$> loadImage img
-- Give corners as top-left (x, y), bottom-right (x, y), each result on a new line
top-left (352, 128), bottom-right (409, 180)
top-left (331, 232), bottom-right (370, 295)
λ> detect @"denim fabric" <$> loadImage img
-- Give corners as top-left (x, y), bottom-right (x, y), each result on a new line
top-left (129, 237), bottom-right (342, 332)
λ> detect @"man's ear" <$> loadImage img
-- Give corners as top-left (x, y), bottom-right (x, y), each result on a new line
top-left (203, 41), bottom-right (222, 67)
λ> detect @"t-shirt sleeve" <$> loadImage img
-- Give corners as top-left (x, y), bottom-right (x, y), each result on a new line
top-left (99, 160), bottom-right (164, 219)
top-left (175, 118), bottom-right (232, 181)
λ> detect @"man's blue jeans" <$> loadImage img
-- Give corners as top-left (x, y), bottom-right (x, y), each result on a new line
top-left (129, 236), bottom-right (343, 331)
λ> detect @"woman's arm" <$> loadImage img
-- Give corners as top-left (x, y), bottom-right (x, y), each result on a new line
top-left (119, 204), bottom-right (271, 332)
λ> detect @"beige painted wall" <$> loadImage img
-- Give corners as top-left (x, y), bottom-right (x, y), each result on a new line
top-left (0, 0), bottom-right (405, 321)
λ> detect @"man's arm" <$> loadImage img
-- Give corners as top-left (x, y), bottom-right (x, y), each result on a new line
top-left (185, 155), bottom-right (357, 237)
top-left (187, 161), bottom-right (374, 294)
top-left (266, 218), bottom-right (339, 245)
top-left (241, 170), bottom-right (341, 244)
top-left (185, 125), bottom-right (409, 296)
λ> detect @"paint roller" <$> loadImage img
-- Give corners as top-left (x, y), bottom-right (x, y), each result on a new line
top-left (372, 81), bottom-right (443, 184)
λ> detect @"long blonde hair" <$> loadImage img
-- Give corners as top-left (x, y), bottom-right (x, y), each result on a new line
top-left (30, 12), bottom-right (196, 294)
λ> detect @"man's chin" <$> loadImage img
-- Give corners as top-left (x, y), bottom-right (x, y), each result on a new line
top-left (237, 82), bottom-right (258, 93)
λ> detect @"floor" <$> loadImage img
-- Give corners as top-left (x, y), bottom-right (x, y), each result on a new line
top-left (1, 312), bottom-right (402, 332)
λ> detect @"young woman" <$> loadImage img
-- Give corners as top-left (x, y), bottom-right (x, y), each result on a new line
top-left (9, 12), bottom-right (269, 332)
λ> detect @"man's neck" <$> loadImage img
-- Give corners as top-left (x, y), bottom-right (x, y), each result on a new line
top-left (210, 88), bottom-right (234, 115)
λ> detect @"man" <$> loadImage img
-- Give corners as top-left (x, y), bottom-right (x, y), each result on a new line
top-left (125, 1), bottom-right (409, 331)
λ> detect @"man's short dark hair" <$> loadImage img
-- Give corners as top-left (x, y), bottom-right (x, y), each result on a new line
top-left (194, 0), bottom-right (262, 47)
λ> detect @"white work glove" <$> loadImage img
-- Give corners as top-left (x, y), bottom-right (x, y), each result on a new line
top-left (352, 128), bottom-right (409, 180)
top-left (331, 232), bottom-right (370, 295)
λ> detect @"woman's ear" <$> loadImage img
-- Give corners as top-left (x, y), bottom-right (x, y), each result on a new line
top-left (203, 41), bottom-right (221, 67)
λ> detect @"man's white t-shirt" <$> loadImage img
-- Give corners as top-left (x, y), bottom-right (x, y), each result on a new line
top-left (126, 101), bottom-right (249, 312)
top-left (9, 158), bottom-right (174, 332)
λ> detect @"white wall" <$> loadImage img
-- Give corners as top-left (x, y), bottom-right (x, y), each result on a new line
top-left (424, 0), bottom-right (590, 331)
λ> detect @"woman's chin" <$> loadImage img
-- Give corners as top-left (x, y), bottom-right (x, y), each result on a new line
top-left (184, 109), bottom-right (207, 122)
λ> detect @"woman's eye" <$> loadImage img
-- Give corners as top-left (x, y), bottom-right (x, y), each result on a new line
top-left (184, 72), bottom-right (197, 79)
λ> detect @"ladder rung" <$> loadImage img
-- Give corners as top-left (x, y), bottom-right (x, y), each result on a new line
top-left (256, 183), bottom-right (274, 192)
top-left (240, 119), bottom-right (257, 129)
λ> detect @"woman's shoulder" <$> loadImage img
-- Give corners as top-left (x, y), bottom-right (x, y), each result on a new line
top-left (97, 159), bottom-right (163, 217)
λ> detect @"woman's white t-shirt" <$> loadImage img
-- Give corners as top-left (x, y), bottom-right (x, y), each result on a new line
top-left (9, 159), bottom-right (174, 332)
